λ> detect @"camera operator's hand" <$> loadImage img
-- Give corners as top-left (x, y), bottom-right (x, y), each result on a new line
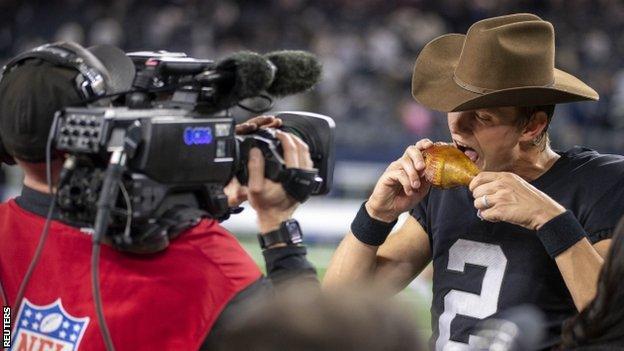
top-left (366, 139), bottom-right (433, 222)
top-left (248, 130), bottom-right (313, 233)
top-left (235, 115), bottom-right (283, 134)
top-left (224, 115), bottom-right (285, 207)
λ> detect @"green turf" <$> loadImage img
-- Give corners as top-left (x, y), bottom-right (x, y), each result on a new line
top-left (239, 238), bottom-right (433, 338)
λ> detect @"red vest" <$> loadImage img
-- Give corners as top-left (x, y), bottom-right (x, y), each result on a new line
top-left (0, 199), bottom-right (262, 350)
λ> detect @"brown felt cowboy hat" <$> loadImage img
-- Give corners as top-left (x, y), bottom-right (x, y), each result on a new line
top-left (411, 13), bottom-right (599, 112)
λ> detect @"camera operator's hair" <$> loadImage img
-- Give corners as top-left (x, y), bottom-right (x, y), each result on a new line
top-left (561, 216), bottom-right (624, 349)
top-left (218, 284), bottom-right (423, 351)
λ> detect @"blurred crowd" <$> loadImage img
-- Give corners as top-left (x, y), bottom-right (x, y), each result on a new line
top-left (1, 0), bottom-right (624, 161)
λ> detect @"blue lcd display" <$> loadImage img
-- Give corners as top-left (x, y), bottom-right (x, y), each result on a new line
top-left (184, 127), bottom-right (213, 145)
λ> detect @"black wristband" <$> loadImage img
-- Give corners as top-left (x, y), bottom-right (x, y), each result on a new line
top-left (536, 210), bottom-right (587, 258)
top-left (350, 202), bottom-right (397, 246)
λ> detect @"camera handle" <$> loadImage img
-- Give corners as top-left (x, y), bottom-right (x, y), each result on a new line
top-left (237, 132), bottom-right (322, 203)
top-left (277, 168), bottom-right (322, 203)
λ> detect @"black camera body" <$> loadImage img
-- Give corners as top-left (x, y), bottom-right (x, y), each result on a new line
top-left (54, 109), bottom-right (335, 252)
top-left (55, 107), bottom-right (237, 185)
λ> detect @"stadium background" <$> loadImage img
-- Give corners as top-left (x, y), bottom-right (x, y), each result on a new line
top-left (0, 0), bottom-right (621, 339)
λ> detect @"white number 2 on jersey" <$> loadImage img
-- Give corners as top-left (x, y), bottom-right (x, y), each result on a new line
top-left (436, 239), bottom-right (508, 351)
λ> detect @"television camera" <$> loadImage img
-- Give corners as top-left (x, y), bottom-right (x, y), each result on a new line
top-left (52, 49), bottom-right (335, 253)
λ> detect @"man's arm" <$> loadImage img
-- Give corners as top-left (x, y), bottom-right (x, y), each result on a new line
top-left (203, 119), bottom-right (319, 349)
top-left (324, 216), bottom-right (431, 293)
top-left (324, 139), bottom-right (435, 293)
top-left (227, 115), bottom-right (319, 286)
top-left (553, 238), bottom-right (607, 310)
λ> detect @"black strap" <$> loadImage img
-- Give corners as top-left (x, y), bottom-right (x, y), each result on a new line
top-left (257, 219), bottom-right (303, 250)
top-left (278, 168), bottom-right (322, 203)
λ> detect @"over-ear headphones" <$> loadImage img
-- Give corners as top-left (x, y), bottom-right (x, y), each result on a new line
top-left (0, 41), bottom-right (119, 165)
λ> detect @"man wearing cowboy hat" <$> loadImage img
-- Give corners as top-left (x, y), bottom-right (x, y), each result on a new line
top-left (324, 13), bottom-right (624, 350)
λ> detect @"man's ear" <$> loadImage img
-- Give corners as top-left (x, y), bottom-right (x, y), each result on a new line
top-left (519, 111), bottom-right (548, 143)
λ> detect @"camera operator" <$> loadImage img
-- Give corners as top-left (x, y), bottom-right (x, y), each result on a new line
top-left (0, 44), bottom-right (317, 351)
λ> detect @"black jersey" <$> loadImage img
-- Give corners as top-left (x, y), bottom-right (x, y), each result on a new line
top-left (411, 147), bottom-right (624, 350)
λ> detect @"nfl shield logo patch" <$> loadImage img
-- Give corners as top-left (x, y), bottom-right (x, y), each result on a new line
top-left (10, 298), bottom-right (89, 351)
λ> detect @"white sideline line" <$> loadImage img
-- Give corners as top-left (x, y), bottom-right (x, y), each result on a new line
top-left (223, 198), bottom-right (411, 240)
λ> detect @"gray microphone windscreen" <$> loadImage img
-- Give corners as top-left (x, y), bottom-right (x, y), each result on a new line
top-left (264, 50), bottom-right (322, 97)
top-left (216, 51), bottom-right (276, 101)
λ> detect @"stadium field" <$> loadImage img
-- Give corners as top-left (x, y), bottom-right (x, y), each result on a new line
top-left (239, 238), bottom-right (433, 339)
